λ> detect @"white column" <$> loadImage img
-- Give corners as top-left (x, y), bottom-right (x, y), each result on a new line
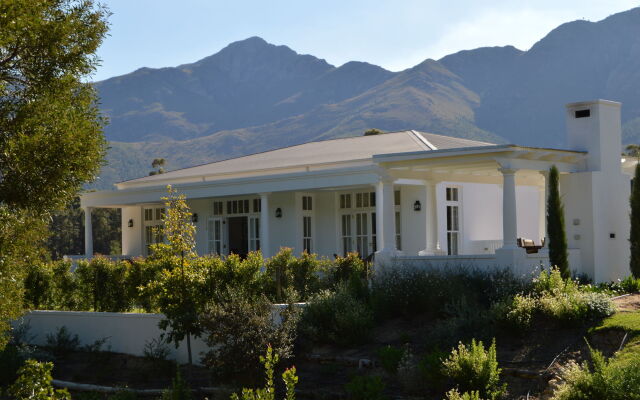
top-left (375, 178), bottom-right (397, 254)
top-left (500, 168), bottom-right (519, 249)
top-left (259, 193), bottom-right (271, 258)
top-left (539, 171), bottom-right (549, 246)
top-left (420, 181), bottom-right (440, 255)
top-left (84, 207), bottom-right (93, 257)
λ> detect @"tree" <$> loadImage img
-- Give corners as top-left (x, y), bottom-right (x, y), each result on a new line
top-left (364, 128), bottom-right (385, 136)
top-left (144, 185), bottom-right (200, 364)
top-left (630, 162), bottom-right (640, 278)
top-left (547, 165), bottom-right (569, 278)
top-left (0, 0), bottom-right (109, 350)
top-left (150, 158), bottom-right (166, 176)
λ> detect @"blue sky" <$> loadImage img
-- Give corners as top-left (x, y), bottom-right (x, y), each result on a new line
top-left (93, 1), bottom-right (639, 81)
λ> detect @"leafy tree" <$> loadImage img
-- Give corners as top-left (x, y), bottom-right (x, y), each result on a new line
top-left (9, 360), bottom-right (70, 400)
top-left (625, 144), bottom-right (640, 159)
top-left (0, 0), bottom-right (109, 350)
top-left (144, 185), bottom-right (200, 364)
top-left (630, 162), bottom-right (640, 278)
top-left (547, 165), bottom-right (569, 278)
top-left (150, 158), bottom-right (167, 176)
top-left (231, 346), bottom-right (298, 400)
top-left (364, 128), bottom-right (385, 136)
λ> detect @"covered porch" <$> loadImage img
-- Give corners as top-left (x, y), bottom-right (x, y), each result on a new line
top-left (81, 144), bottom-right (586, 277)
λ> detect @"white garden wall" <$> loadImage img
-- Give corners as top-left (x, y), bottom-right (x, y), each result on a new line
top-left (14, 305), bottom-right (300, 366)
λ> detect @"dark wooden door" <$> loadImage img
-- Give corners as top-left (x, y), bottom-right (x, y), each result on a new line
top-left (228, 216), bottom-right (248, 257)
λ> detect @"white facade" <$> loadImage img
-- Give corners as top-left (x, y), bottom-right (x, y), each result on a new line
top-left (81, 100), bottom-right (636, 283)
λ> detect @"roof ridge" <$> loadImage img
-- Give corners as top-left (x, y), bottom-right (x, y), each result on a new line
top-left (410, 130), bottom-right (438, 150)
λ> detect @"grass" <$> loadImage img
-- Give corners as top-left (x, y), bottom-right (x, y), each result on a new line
top-left (590, 311), bottom-right (640, 335)
top-left (589, 310), bottom-right (640, 369)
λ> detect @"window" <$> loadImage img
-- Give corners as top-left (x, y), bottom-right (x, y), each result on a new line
top-left (446, 187), bottom-right (460, 255)
top-left (253, 198), bottom-right (261, 213)
top-left (355, 212), bottom-right (369, 256)
top-left (341, 214), bottom-right (352, 255)
top-left (303, 216), bottom-right (312, 253)
top-left (207, 218), bottom-right (223, 255)
top-left (394, 190), bottom-right (401, 206)
top-left (446, 187), bottom-right (459, 202)
top-left (213, 201), bottom-right (223, 216)
top-left (340, 194), bottom-right (352, 209)
top-left (395, 211), bottom-right (402, 251)
top-left (249, 216), bottom-right (260, 251)
top-left (302, 196), bottom-right (313, 211)
top-left (226, 199), bottom-right (251, 215)
top-left (355, 192), bottom-right (375, 208)
top-left (143, 206), bottom-right (165, 254)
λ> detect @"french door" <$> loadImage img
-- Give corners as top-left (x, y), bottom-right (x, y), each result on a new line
top-left (207, 217), bottom-right (224, 255)
top-left (341, 211), bottom-right (377, 257)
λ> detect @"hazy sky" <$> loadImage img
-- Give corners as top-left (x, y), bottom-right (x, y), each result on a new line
top-left (93, 1), bottom-right (639, 81)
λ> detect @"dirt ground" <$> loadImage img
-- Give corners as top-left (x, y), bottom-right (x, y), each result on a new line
top-left (46, 293), bottom-right (640, 400)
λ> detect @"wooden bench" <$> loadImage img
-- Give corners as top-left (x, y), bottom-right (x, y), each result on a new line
top-left (517, 237), bottom-right (545, 254)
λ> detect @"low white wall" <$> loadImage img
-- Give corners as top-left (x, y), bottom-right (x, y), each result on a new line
top-left (14, 304), bottom-right (302, 366)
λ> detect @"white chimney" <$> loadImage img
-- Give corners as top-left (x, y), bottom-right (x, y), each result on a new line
top-left (565, 99), bottom-right (622, 173)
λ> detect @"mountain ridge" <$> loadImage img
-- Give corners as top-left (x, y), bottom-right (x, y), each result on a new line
top-left (94, 7), bottom-right (640, 189)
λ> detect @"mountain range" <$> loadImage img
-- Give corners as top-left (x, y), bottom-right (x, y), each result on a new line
top-left (94, 7), bottom-right (640, 189)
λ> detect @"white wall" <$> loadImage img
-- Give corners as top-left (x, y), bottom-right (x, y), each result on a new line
top-left (121, 206), bottom-right (143, 256)
top-left (16, 311), bottom-right (208, 365)
top-left (399, 185), bottom-right (427, 255)
top-left (268, 192), bottom-right (297, 255)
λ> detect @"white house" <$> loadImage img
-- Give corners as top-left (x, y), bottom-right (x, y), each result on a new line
top-left (81, 100), bottom-right (636, 282)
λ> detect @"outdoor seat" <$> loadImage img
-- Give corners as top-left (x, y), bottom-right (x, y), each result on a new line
top-left (517, 237), bottom-right (544, 254)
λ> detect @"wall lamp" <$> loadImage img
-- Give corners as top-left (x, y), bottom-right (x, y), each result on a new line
top-left (128, 219), bottom-right (134, 228)
top-left (413, 200), bottom-right (422, 212)
top-left (275, 208), bottom-right (282, 218)
top-left (192, 213), bottom-right (199, 223)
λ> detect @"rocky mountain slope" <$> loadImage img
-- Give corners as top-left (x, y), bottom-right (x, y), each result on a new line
top-left (94, 7), bottom-right (640, 189)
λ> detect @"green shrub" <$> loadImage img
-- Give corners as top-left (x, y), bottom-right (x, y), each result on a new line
top-left (441, 339), bottom-right (506, 400)
top-left (552, 345), bottom-right (640, 400)
top-left (9, 360), bottom-right (70, 400)
top-left (46, 326), bottom-right (79, 357)
top-left (370, 267), bottom-right (524, 321)
top-left (345, 375), bottom-right (386, 400)
top-left (444, 389), bottom-right (483, 400)
top-left (201, 288), bottom-right (298, 381)
top-left (126, 257), bottom-right (162, 312)
top-left (501, 268), bottom-right (615, 331)
top-left (51, 260), bottom-right (81, 310)
top-left (290, 251), bottom-right (323, 300)
top-left (377, 345), bottom-right (404, 374)
top-left (161, 369), bottom-right (191, 400)
top-left (76, 257), bottom-right (131, 312)
top-left (24, 262), bottom-right (54, 309)
top-left (231, 345), bottom-right (298, 400)
top-left (299, 283), bottom-right (373, 346)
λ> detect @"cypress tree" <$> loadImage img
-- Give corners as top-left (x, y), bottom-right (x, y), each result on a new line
top-left (630, 163), bottom-right (640, 278)
top-left (547, 165), bottom-right (569, 278)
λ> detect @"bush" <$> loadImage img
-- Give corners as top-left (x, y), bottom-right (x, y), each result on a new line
top-left (231, 345), bottom-right (298, 400)
top-left (370, 267), bottom-right (524, 322)
top-left (299, 283), bottom-right (373, 346)
top-left (345, 375), bottom-right (386, 400)
top-left (201, 288), bottom-right (298, 381)
top-left (9, 360), bottom-right (70, 400)
top-left (46, 326), bottom-right (79, 357)
top-left (51, 260), bottom-right (81, 310)
top-left (76, 257), bottom-right (131, 312)
top-left (500, 268), bottom-right (615, 331)
top-left (377, 345), bottom-right (405, 374)
top-left (444, 389), bottom-right (483, 400)
top-left (161, 370), bottom-right (191, 400)
top-left (552, 345), bottom-right (640, 400)
top-left (441, 339), bottom-right (506, 400)
top-left (23, 262), bottom-right (54, 309)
